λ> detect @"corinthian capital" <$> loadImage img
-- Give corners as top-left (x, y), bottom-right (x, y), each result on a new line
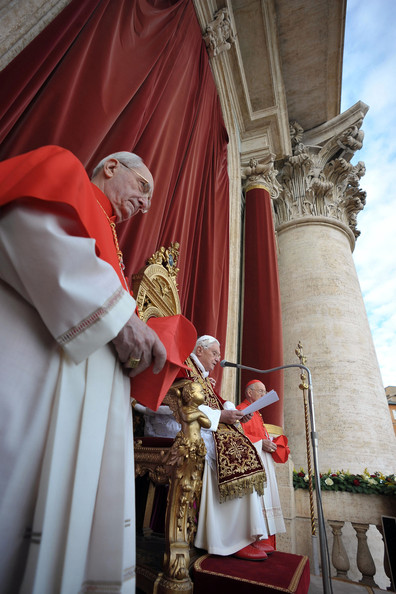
top-left (203, 8), bottom-right (236, 58)
top-left (273, 120), bottom-right (367, 240)
top-left (241, 155), bottom-right (282, 199)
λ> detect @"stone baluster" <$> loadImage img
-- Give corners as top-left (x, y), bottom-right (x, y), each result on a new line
top-left (351, 522), bottom-right (378, 587)
top-left (376, 523), bottom-right (392, 588)
top-left (328, 520), bottom-right (350, 578)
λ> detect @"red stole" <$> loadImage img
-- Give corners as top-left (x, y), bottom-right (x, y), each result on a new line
top-left (0, 145), bottom-right (127, 289)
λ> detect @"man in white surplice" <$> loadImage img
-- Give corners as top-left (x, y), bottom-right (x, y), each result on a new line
top-left (237, 380), bottom-right (286, 546)
top-left (140, 335), bottom-right (273, 560)
top-left (0, 145), bottom-right (166, 594)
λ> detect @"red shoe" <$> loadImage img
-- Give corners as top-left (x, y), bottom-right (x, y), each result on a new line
top-left (233, 544), bottom-right (268, 561)
top-left (253, 540), bottom-right (275, 555)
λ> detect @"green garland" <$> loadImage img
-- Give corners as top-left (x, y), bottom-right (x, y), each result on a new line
top-left (293, 468), bottom-right (396, 496)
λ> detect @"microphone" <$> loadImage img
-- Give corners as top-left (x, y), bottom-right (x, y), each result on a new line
top-left (221, 359), bottom-right (311, 383)
top-left (220, 360), bottom-right (238, 368)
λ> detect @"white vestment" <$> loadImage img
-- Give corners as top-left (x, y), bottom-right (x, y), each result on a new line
top-left (139, 353), bottom-right (267, 555)
top-left (252, 441), bottom-right (286, 536)
top-left (0, 204), bottom-right (136, 594)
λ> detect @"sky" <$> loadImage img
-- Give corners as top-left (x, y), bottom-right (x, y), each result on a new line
top-left (341, 0), bottom-right (396, 387)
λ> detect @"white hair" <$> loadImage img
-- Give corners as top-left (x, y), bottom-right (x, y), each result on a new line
top-left (193, 335), bottom-right (220, 354)
top-left (91, 151), bottom-right (145, 179)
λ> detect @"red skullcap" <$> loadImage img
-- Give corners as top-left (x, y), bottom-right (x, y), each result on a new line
top-left (245, 379), bottom-right (262, 388)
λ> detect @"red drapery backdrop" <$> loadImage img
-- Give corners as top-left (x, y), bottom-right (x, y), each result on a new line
top-left (0, 0), bottom-right (229, 387)
top-left (242, 186), bottom-right (284, 426)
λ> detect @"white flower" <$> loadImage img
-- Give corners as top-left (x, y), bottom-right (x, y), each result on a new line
top-left (324, 478), bottom-right (334, 486)
top-left (304, 474), bottom-right (309, 482)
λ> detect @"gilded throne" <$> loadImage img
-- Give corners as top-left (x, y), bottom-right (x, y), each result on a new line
top-left (132, 243), bottom-right (208, 594)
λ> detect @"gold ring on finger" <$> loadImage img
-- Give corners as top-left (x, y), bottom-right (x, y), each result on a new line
top-left (127, 356), bottom-right (141, 369)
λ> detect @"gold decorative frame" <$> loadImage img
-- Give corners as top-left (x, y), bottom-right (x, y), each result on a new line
top-left (132, 242), bottom-right (181, 321)
top-left (132, 244), bottom-right (207, 594)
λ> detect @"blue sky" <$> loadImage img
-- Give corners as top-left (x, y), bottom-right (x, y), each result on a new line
top-left (341, 0), bottom-right (396, 387)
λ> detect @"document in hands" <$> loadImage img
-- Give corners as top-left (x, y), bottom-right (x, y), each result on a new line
top-left (242, 390), bottom-right (279, 415)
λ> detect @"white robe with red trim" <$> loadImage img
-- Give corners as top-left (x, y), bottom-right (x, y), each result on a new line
top-left (0, 203), bottom-right (136, 594)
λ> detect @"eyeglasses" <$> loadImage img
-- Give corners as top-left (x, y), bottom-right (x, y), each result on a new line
top-left (118, 161), bottom-right (153, 198)
top-left (250, 388), bottom-right (267, 395)
top-left (204, 347), bottom-right (221, 358)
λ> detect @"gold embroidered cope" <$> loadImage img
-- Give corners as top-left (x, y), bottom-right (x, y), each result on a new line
top-left (185, 357), bottom-right (266, 502)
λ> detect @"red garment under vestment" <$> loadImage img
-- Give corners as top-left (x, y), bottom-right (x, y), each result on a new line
top-left (0, 145), bottom-right (125, 287)
top-left (238, 399), bottom-right (290, 464)
top-left (237, 398), bottom-right (270, 443)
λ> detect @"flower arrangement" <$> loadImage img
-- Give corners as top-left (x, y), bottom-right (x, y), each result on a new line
top-left (293, 468), bottom-right (396, 496)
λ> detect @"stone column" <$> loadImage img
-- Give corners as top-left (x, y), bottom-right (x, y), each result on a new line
top-left (274, 104), bottom-right (396, 474)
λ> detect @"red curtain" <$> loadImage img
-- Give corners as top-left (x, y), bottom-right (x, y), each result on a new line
top-left (242, 187), bottom-right (283, 426)
top-left (0, 0), bottom-right (229, 386)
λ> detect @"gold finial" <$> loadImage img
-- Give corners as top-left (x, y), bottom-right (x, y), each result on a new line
top-left (295, 340), bottom-right (307, 365)
top-left (295, 341), bottom-right (308, 390)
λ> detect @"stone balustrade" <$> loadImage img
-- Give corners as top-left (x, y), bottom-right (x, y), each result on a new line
top-left (291, 488), bottom-right (395, 589)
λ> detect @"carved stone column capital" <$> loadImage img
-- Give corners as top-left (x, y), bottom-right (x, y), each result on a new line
top-left (273, 119), bottom-right (367, 244)
top-left (203, 8), bottom-right (236, 58)
top-left (241, 155), bottom-right (282, 199)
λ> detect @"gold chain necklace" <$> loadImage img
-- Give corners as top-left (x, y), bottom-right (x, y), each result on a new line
top-left (96, 200), bottom-right (129, 290)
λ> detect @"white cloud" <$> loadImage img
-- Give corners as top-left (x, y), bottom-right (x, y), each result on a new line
top-left (342, 0), bottom-right (396, 387)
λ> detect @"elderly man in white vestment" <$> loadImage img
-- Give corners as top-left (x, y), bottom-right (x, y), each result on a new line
top-left (0, 145), bottom-right (167, 594)
top-left (140, 335), bottom-right (273, 560)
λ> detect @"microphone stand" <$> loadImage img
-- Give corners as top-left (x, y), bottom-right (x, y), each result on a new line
top-left (221, 360), bottom-right (332, 594)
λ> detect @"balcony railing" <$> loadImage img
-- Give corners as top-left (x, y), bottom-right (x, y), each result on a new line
top-left (291, 488), bottom-right (395, 590)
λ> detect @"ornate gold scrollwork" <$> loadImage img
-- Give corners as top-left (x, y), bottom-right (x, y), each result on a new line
top-left (134, 379), bottom-right (209, 594)
top-left (160, 380), bottom-right (209, 590)
top-left (132, 242), bottom-right (181, 322)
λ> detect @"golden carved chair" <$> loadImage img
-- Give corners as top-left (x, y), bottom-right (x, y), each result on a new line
top-left (132, 243), bottom-right (208, 594)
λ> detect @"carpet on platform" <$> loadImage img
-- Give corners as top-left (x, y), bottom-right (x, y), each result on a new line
top-left (193, 550), bottom-right (310, 594)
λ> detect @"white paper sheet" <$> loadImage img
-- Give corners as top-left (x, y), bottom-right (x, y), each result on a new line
top-left (241, 389), bottom-right (279, 415)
